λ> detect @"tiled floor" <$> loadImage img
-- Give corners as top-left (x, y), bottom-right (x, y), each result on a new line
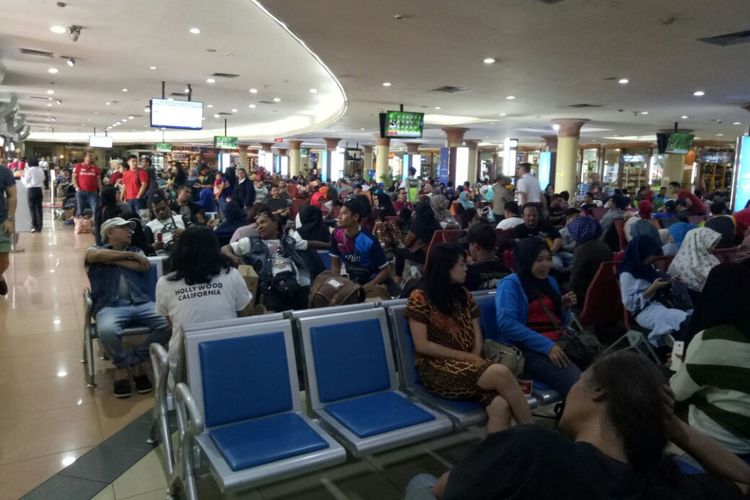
top-left (0, 204), bottom-right (155, 500)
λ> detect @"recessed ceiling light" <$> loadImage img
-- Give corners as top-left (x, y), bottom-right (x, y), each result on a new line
top-left (382, 81), bottom-right (392, 87)
top-left (121, 88), bottom-right (128, 92)
top-left (122, 118), bottom-right (128, 122)
top-left (48, 67), bottom-right (59, 74)
top-left (202, 117), bottom-right (206, 121)
top-left (499, 112), bottom-right (507, 117)
top-left (47, 89), bottom-right (55, 95)
top-left (506, 95), bottom-right (516, 100)
top-left (207, 104), bottom-right (213, 108)
top-left (249, 88), bottom-right (258, 94)
top-left (640, 111), bottom-right (649, 115)
top-left (189, 27), bottom-right (201, 34)
top-left (66, 58), bottom-right (75, 67)
top-left (144, 107), bottom-right (150, 112)
top-left (618, 78), bottom-right (629, 85)
top-left (309, 88), bottom-right (318, 94)
top-left (681, 115), bottom-right (689, 119)
top-left (206, 78), bottom-right (215, 84)
top-left (552, 124), bottom-right (560, 131)
top-left (716, 133), bottom-right (724, 137)
top-left (231, 108), bottom-right (238, 113)
top-left (360, 128), bottom-right (365, 131)
top-left (149, 65), bottom-right (157, 70)
top-left (184, 87), bottom-right (190, 93)
top-left (47, 103), bottom-right (53, 107)
top-left (273, 97), bottom-right (281, 102)
top-left (434, 106), bottom-right (441, 110)
top-left (693, 90), bottom-right (706, 97)
top-left (733, 121), bottom-right (742, 125)
top-left (213, 113), bottom-right (220, 118)
top-left (248, 104), bottom-right (256, 109)
top-left (50, 25), bottom-right (67, 34)
top-left (105, 101), bottom-right (111, 105)
top-left (483, 57), bottom-right (496, 64)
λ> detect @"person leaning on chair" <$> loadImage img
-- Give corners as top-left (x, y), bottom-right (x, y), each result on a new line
top-left (85, 217), bottom-right (170, 398)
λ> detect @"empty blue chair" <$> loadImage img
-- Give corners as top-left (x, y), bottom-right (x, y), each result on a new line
top-left (317, 249), bottom-right (332, 269)
top-left (172, 320), bottom-right (346, 498)
top-left (299, 309), bottom-right (452, 456)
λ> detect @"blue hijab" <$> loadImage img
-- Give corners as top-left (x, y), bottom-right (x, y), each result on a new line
top-left (667, 222), bottom-right (695, 250)
top-left (618, 235), bottom-right (663, 282)
top-left (198, 188), bottom-right (217, 212)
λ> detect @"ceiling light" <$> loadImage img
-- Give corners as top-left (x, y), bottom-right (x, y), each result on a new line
top-left (207, 104), bottom-right (213, 108)
top-left (50, 25), bottom-right (67, 34)
top-left (48, 67), bottom-right (59, 74)
top-left (273, 97), bottom-right (281, 102)
top-left (231, 108), bottom-right (238, 113)
top-left (733, 121), bottom-right (742, 125)
top-left (66, 58), bottom-right (75, 67)
top-left (47, 89), bottom-right (55, 95)
top-left (309, 88), bottom-right (318, 94)
top-left (483, 57), bottom-right (496, 64)
top-left (499, 112), bottom-right (507, 117)
top-left (184, 87), bottom-right (190, 93)
top-left (47, 103), bottom-right (53, 107)
top-left (640, 111), bottom-right (649, 115)
top-left (206, 78), bottom-right (215, 84)
top-left (618, 78), bottom-right (629, 85)
top-left (149, 65), bottom-right (157, 70)
top-left (121, 88), bottom-right (128, 92)
top-left (506, 95), bottom-right (516, 100)
top-left (249, 88), bottom-right (258, 94)
top-left (212, 114), bottom-right (219, 118)
top-left (189, 27), bottom-right (201, 34)
top-left (248, 104), bottom-right (256, 109)
top-left (122, 118), bottom-right (128, 122)
top-left (552, 124), bottom-right (560, 131)
top-left (681, 115), bottom-right (689, 119)
top-left (360, 128), bottom-right (365, 131)
top-left (716, 133), bottom-right (724, 137)
top-left (144, 107), bottom-right (150, 112)
top-left (693, 90), bottom-right (706, 97)
top-left (128, 115), bottom-right (134, 119)
top-left (382, 81), bottom-right (392, 87)
top-left (105, 101), bottom-right (111, 105)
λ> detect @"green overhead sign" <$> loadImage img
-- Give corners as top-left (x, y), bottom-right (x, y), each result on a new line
top-left (214, 136), bottom-right (238, 149)
top-left (155, 142), bottom-right (172, 152)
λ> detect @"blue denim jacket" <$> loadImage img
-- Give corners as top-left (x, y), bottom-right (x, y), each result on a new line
top-left (86, 245), bottom-right (153, 314)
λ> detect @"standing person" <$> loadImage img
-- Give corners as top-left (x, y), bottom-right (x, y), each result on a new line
top-left (399, 167), bottom-right (422, 204)
top-left (669, 181), bottom-right (708, 216)
top-left (141, 157), bottom-right (159, 201)
top-left (109, 162), bottom-right (125, 188)
top-left (121, 155), bottom-right (149, 213)
top-left (233, 168), bottom-right (255, 208)
top-left (73, 151), bottom-right (103, 217)
top-left (39, 156), bottom-right (50, 190)
top-left (0, 164), bottom-right (16, 296)
top-left (22, 159), bottom-right (46, 233)
top-left (515, 162), bottom-right (542, 207)
top-left (492, 174), bottom-right (514, 221)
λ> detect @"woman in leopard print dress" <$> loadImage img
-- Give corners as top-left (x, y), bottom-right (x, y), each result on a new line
top-left (405, 243), bottom-right (533, 432)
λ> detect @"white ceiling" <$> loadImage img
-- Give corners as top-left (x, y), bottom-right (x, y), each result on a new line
top-left (1, 0), bottom-right (750, 149)
top-left (0, 0), bottom-right (345, 144)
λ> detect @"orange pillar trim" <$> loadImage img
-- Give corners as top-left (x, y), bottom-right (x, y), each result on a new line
top-left (361, 145), bottom-right (374, 153)
top-left (259, 142), bottom-right (274, 153)
top-left (324, 138), bottom-right (341, 151)
top-left (406, 142), bottom-right (421, 154)
top-left (441, 127), bottom-right (468, 147)
top-left (375, 136), bottom-right (391, 148)
top-left (552, 119), bottom-right (588, 138)
top-left (288, 140), bottom-right (302, 151)
top-left (542, 135), bottom-right (558, 151)
top-left (276, 148), bottom-right (288, 156)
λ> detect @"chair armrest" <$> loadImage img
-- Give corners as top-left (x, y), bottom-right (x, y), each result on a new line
top-left (150, 343), bottom-right (170, 403)
top-left (174, 383), bottom-right (204, 439)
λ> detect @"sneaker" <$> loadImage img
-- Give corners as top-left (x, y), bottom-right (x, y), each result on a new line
top-left (0, 278), bottom-right (7, 296)
top-left (134, 374), bottom-right (153, 394)
top-left (113, 379), bottom-right (132, 398)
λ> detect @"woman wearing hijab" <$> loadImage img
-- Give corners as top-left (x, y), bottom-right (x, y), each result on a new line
top-left (394, 200), bottom-right (442, 284)
top-left (430, 194), bottom-right (459, 228)
top-left (197, 187), bottom-right (217, 214)
top-left (374, 191), bottom-right (396, 218)
top-left (618, 235), bottom-right (690, 346)
top-left (213, 201), bottom-right (247, 247)
top-left (671, 263), bottom-right (750, 458)
top-left (667, 227), bottom-right (722, 293)
top-left (668, 222), bottom-right (696, 251)
top-left (495, 238), bottom-right (581, 397)
top-left (567, 216), bottom-right (612, 305)
top-left (295, 204), bottom-right (329, 249)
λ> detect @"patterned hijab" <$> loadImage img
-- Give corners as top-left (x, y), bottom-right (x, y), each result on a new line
top-left (567, 216), bottom-right (602, 244)
top-left (667, 227), bottom-right (721, 292)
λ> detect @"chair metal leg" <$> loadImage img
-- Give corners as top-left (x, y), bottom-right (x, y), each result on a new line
top-left (85, 326), bottom-right (96, 388)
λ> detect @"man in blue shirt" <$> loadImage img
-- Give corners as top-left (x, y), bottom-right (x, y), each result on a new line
top-left (85, 217), bottom-right (170, 398)
top-left (330, 198), bottom-right (391, 287)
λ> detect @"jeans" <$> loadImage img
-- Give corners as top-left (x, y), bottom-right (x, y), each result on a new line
top-left (404, 474), bottom-right (438, 500)
top-left (520, 345), bottom-right (581, 398)
top-left (95, 300), bottom-right (171, 369)
top-left (28, 187), bottom-right (43, 231)
top-left (127, 198), bottom-right (145, 214)
top-left (76, 190), bottom-right (99, 216)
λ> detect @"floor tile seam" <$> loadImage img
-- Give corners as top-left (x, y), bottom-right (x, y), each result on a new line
top-left (0, 343), bottom-right (86, 360)
top-left (0, 445), bottom-right (93, 469)
top-left (0, 400), bottom-right (100, 425)
top-left (0, 347), bottom-right (86, 363)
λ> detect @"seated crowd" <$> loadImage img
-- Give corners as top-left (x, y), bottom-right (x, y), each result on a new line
top-left (82, 160), bottom-right (750, 497)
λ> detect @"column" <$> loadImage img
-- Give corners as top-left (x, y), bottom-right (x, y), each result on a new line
top-left (661, 153), bottom-right (685, 186)
top-left (362, 145), bottom-right (374, 177)
top-left (288, 140), bottom-right (302, 178)
top-left (404, 142), bottom-right (420, 179)
top-left (323, 137), bottom-right (341, 182)
top-left (237, 144), bottom-right (248, 171)
top-left (441, 127), bottom-right (468, 185)
top-left (552, 119), bottom-right (588, 195)
top-left (375, 136), bottom-right (390, 182)
top-left (464, 139), bottom-right (479, 183)
top-left (259, 142), bottom-right (273, 172)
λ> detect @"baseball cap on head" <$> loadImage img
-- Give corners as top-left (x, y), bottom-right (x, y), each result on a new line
top-left (100, 217), bottom-right (135, 242)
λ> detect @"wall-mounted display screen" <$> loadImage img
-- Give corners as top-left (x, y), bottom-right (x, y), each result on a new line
top-left (150, 98), bottom-right (203, 130)
top-left (89, 135), bottom-right (113, 148)
top-left (379, 111), bottom-right (424, 139)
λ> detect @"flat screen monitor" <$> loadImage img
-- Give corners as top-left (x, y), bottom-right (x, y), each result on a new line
top-left (665, 132), bottom-right (695, 154)
top-left (379, 111), bottom-right (424, 139)
top-left (150, 98), bottom-right (203, 130)
top-left (214, 136), bottom-right (238, 149)
top-left (89, 135), bottom-right (112, 148)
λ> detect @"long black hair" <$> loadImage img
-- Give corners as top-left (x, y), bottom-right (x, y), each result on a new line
top-left (168, 226), bottom-right (231, 285)
top-left (422, 243), bottom-right (468, 314)
top-left (587, 352), bottom-right (679, 497)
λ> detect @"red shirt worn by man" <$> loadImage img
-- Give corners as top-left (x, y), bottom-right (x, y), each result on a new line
top-left (73, 161), bottom-right (102, 192)
top-left (734, 208), bottom-right (750, 237)
top-left (122, 168), bottom-right (149, 201)
top-left (677, 189), bottom-right (707, 215)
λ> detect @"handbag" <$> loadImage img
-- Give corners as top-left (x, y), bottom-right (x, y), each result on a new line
top-left (539, 300), bottom-right (601, 369)
top-left (654, 280), bottom-right (693, 311)
top-left (483, 339), bottom-right (525, 377)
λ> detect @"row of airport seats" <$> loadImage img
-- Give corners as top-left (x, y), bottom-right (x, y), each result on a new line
top-left (151, 291), bottom-right (554, 499)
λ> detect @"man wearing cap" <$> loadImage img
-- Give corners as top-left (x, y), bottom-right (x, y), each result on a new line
top-left (85, 217), bottom-right (170, 398)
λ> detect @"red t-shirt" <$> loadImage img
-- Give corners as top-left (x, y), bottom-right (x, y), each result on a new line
top-left (109, 171), bottom-right (123, 186)
top-left (73, 163), bottom-right (101, 192)
top-left (734, 208), bottom-right (750, 237)
top-left (122, 168), bottom-right (149, 200)
top-left (526, 295), bottom-right (562, 342)
top-left (677, 189), bottom-right (707, 214)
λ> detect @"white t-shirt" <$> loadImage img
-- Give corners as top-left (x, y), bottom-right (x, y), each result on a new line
top-left (497, 217), bottom-right (524, 230)
top-left (146, 213), bottom-right (186, 255)
top-left (516, 172), bottom-right (542, 204)
top-left (156, 267), bottom-right (252, 371)
top-left (230, 232), bottom-right (308, 276)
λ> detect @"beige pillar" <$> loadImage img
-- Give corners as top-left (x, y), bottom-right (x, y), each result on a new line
top-left (288, 140), bottom-right (302, 177)
top-left (237, 144), bottom-right (248, 170)
top-left (552, 119), bottom-right (588, 195)
top-left (375, 136), bottom-right (391, 181)
top-left (464, 140), bottom-right (479, 183)
top-left (442, 127), bottom-right (468, 147)
top-left (362, 145), bottom-right (374, 175)
top-left (661, 154), bottom-right (685, 186)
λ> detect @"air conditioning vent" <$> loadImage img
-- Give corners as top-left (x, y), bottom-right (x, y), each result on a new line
top-left (216, 112), bottom-right (232, 116)
top-left (29, 96), bottom-right (52, 101)
top-left (211, 72), bottom-right (240, 78)
top-left (170, 92), bottom-right (188, 97)
top-left (19, 48), bottom-right (54, 58)
top-left (569, 103), bottom-right (603, 108)
top-left (258, 100), bottom-right (275, 104)
top-left (430, 85), bottom-right (467, 93)
top-left (537, 0), bottom-right (565, 3)
top-left (699, 30), bottom-right (750, 46)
